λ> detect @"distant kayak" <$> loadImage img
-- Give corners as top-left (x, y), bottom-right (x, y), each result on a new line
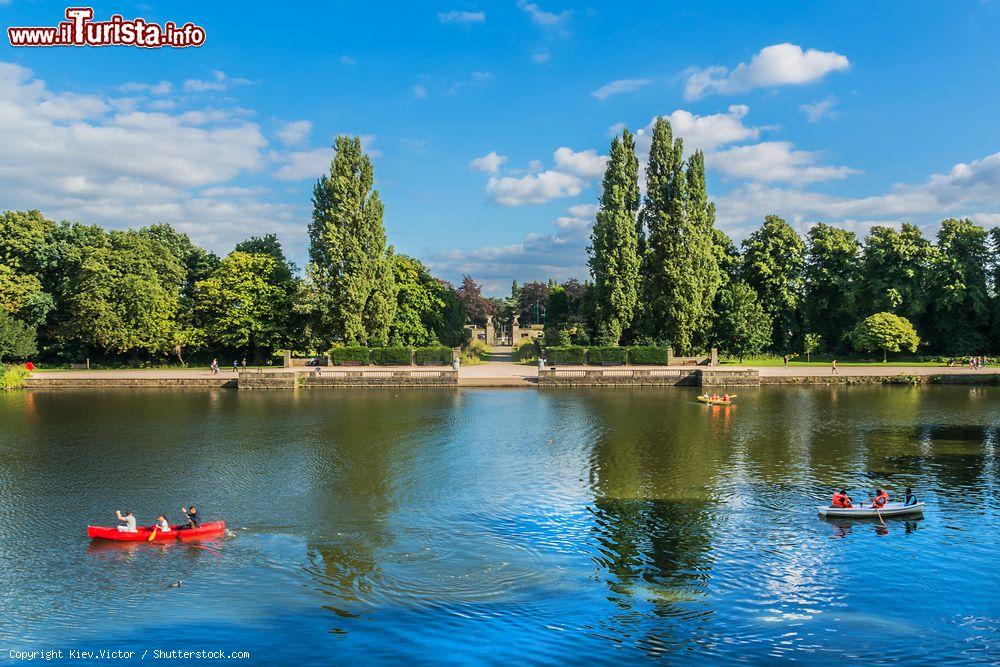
top-left (87, 520), bottom-right (226, 542)
top-left (697, 395), bottom-right (733, 406)
top-left (817, 503), bottom-right (923, 518)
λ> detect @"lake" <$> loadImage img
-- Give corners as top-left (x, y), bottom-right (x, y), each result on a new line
top-left (0, 386), bottom-right (997, 664)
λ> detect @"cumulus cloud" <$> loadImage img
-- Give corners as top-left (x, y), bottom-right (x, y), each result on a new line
top-left (713, 151), bottom-right (1000, 237)
top-left (276, 120), bottom-right (312, 147)
top-left (183, 70), bottom-right (253, 93)
top-left (340, 55), bottom-right (357, 66)
top-left (438, 10), bottom-right (485, 24)
top-left (487, 170), bottom-right (583, 206)
top-left (590, 78), bottom-right (652, 100)
top-left (274, 135), bottom-right (379, 181)
top-left (120, 80), bottom-right (172, 95)
top-left (635, 105), bottom-right (760, 156)
top-left (553, 147), bottom-right (607, 179)
top-left (684, 43), bottom-right (849, 100)
top-left (468, 151), bottom-right (508, 174)
top-left (707, 141), bottom-right (859, 185)
top-left (801, 95), bottom-right (839, 122)
top-left (0, 62), bottom-right (295, 255)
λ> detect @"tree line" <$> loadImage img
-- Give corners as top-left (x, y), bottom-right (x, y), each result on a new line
top-left (0, 136), bottom-right (467, 365)
top-left (539, 119), bottom-right (999, 359)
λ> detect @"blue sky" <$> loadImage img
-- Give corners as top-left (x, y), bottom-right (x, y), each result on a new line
top-left (2, 1), bottom-right (1000, 293)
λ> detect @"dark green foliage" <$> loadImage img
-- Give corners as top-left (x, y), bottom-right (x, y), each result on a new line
top-left (586, 346), bottom-right (627, 365)
top-left (546, 346), bottom-right (586, 365)
top-left (589, 129), bottom-right (640, 345)
top-left (803, 223), bottom-right (860, 351)
top-left (713, 280), bottom-right (772, 362)
top-left (740, 215), bottom-right (805, 352)
top-left (925, 219), bottom-right (991, 354)
top-left (414, 346), bottom-right (453, 366)
top-left (0, 311), bottom-right (37, 362)
top-left (370, 347), bottom-right (412, 366)
top-left (331, 346), bottom-right (370, 365)
top-left (627, 346), bottom-right (671, 365)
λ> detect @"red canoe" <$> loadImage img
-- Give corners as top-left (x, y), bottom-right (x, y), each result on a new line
top-left (87, 521), bottom-right (226, 542)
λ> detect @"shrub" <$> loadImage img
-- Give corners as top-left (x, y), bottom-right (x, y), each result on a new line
top-left (587, 346), bottom-right (627, 365)
top-left (461, 340), bottom-right (491, 365)
top-left (1, 365), bottom-right (30, 390)
top-left (512, 339), bottom-right (539, 363)
top-left (547, 346), bottom-right (585, 365)
top-left (331, 346), bottom-right (370, 365)
top-left (414, 346), bottom-right (452, 366)
top-left (628, 346), bottom-right (671, 365)
top-left (370, 347), bottom-right (413, 366)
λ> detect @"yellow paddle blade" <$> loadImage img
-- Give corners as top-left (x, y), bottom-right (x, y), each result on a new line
top-left (147, 528), bottom-right (157, 542)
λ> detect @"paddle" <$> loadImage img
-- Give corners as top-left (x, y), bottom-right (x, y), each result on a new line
top-left (147, 528), bottom-right (158, 542)
top-left (870, 497), bottom-right (885, 526)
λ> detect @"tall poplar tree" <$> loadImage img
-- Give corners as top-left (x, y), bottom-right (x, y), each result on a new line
top-left (588, 129), bottom-right (640, 345)
top-left (308, 136), bottom-right (396, 346)
top-left (638, 118), bottom-right (720, 352)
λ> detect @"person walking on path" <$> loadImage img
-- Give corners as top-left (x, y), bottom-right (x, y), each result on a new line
top-left (241, 357), bottom-right (247, 370)
top-left (831, 359), bottom-right (838, 375)
top-left (783, 355), bottom-right (789, 368)
top-left (232, 359), bottom-right (239, 373)
top-left (210, 358), bottom-right (219, 375)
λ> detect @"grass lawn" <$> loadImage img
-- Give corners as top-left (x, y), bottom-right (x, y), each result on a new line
top-left (721, 356), bottom-right (956, 367)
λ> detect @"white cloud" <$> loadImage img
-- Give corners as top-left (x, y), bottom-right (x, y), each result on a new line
top-left (183, 70), bottom-right (253, 93)
top-left (707, 141), bottom-right (859, 185)
top-left (714, 151), bottom-right (1000, 235)
top-left (274, 135), bottom-right (379, 181)
top-left (517, 0), bottom-right (571, 27)
top-left (800, 95), bottom-right (839, 122)
top-left (438, 10), bottom-right (486, 24)
top-left (553, 147), bottom-right (607, 179)
top-left (487, 170), bottom-right (583, 206)
top-left (531, 52), bottom-right (551, 64)
top-left (468, 151), bottom-right (508, 174)
top-left (412, 84), bottom-right (427, 99)
top-left (276, 120), bottom-right (312, 147)
top-left (340, 55), bottom-right (357, 66)
top-left (120, 81), bottom-right (172, 95)
top-left (590, 78), bottom-right (652, 100)
top-left (636, 105), bottom-right (760, 155)
top-left (0, 62), bottom-right (293, 255)
top-left (554, 203), bottom-right (598, 230)
top-left (684, 43), bottom-right (849, 100)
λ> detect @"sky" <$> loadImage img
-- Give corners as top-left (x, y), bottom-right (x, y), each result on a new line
top-left (2, 1), bottom-right (1000, 294)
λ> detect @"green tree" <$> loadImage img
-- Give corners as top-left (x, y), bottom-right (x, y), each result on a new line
top-left (638, 118), bottom-right (720, 352)
top-left (235, 233), bottom-right (296, 283)
top-left (61, 230), bottom-right (185, 357)
top-left (193, 251), bottom-right (292, 360)
top-left (803, 223), bottom-right (860, 351)
top-left (850, 311), bottom-right (920, 363)
top-left (0, 310), bottom-right (37, 362)
top-left (712, 280), bottom-right (772, 362)
top-left (802, 332), bottom-right (822, 362)
top-left (740, 215), bottom-right (805, 352)
top-left (588, 129), bottom-right (640, 345)
top-left (307, 135), bottom-right (397, 346)
top-left (0, 210), bottom-right (56, 327)
top-left (925, 218), bottom-right (990, 354)
top-left (388, 254), bottom-right (459, 346)
top-left (858, 224), bottom-right (931, 322)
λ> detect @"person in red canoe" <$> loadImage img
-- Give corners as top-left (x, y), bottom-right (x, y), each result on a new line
top-left (115, 510), bottom-right (137, 533)
top-left (831, 490), bottom-right (853, 508)
top-left (154, 515), bottom-right (171, 533)
top-left (180, 505), bottom-right (200, 529)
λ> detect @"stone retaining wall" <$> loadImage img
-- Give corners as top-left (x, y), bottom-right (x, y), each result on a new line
top-left (761, 373), bottom-right (1000, 385)
top-left (238, 372), bottom-right (297, 389)
top-left (300, 369), bottom-right (458, 387)
top-left (698, 369), bottom-right (761, 387)
top-left (25, 377), bottom-right (237, 388)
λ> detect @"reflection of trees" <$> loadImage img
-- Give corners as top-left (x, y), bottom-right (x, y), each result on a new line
top-left (582, 389), bottom-right (721, 640)
top-left (301, 390), bottom-right (457, 623)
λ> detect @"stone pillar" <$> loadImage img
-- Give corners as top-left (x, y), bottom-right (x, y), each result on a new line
top-left (710, 348), bottom-right (718, 366)
top-left (485, 315), bottom-right (495, 346)
top-left (283, 349), bottom-right (292, 368)
top-left (667, 347), bottom-right (675, 366)
top-left (511, 314), bottom-right (521, 346)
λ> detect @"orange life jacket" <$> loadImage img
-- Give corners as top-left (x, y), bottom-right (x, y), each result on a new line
top-left (872, 495), bottom-right (887, 508)
top-left (877, 491), bottom-right (889, 502)
top-left (832, 493), bottom-right (851, 508)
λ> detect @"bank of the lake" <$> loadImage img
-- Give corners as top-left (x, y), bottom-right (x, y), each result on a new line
top-left (0, 385), bottom-right (997, 664)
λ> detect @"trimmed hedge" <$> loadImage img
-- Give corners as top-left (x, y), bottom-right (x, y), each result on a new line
top-left (414, 346), bottom-right (452, 366)
top-left (587, 346), bottom-right (627, 365)
top-left (331, 346), bottom-right (370, 366)
top-left (628, 346), bottom-right (671, 365)
top-left (547, 346), bottom-right (586, 365)
top-left (370, 347), bottom-right (413, 366)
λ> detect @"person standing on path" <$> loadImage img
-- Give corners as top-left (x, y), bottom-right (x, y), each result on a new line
top-left (783, 355), bottom-right (788, 368)
top-left (233, 359), bottom-right (239, 373)
top-left (241, 357), bottom-right (247, 370)
top-left (831, 359), bottom-right (838, 375)
top-left (210, 358), bottom-right (219, 375)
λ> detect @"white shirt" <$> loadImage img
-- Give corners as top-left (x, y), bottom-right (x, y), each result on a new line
top-left (156, 519), bottom-right (171, 532)
top-left (122, 515), bottom-right (136, 532)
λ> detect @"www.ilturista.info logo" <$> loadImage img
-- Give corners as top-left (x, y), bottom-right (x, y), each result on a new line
top-left (8, 7), bottom-right (206, 48)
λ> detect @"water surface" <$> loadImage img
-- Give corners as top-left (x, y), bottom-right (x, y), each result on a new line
top-left (0, 386), bottom-right (997, 664)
